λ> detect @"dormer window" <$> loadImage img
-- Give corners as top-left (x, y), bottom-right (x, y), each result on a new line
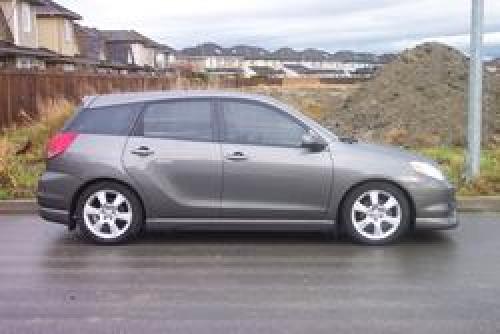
top-left (21, 3), bottom-right (31, 33)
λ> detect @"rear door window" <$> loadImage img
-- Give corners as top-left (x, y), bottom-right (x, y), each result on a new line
top-left (67, 104), bottom-right (139, 135)
top-left (141, 100), bottom-right (214, 141)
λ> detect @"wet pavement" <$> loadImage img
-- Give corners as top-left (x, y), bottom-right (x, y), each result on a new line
top-left (0, 213), bottom-right (499, 334)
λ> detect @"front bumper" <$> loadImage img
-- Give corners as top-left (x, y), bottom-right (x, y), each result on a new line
top-left (410, 179), bottom-right (459, 230)
top-left (415, 208), bottom-right (458, 230)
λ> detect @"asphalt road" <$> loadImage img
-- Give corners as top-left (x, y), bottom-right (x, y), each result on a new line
top-left (0, 214), bottom-right (499, 334)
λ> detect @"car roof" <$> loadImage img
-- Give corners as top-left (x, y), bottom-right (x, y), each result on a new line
top-left (84, 90), bottom-right (287, 109)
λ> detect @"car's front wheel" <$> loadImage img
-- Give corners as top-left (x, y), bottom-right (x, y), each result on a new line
top-left (75, 182), bottom-right (144, 244)
top-left (342, 182), bottom-right (410, 245)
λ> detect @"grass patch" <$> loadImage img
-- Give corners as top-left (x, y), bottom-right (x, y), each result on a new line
top-left (418, 147), bottom-right (500, 195)
top-left (0, 99), bottom-right (75, 199)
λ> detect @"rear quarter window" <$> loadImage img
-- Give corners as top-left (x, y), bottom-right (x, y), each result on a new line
top-left (66, 104), bottom-right (139, 136)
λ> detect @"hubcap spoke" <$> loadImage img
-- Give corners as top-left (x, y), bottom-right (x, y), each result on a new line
top-left (383, 216), bottom-right (400, 226)
top-left (373, 221), bottom-right (383, 237)
top-left (112, 194), bottom-right (126, 208)
top-left (108, 220), bottom-right (120, 235)
top-left (97, 191), bottom-right (108, 206)
top-left (94, 219), bottom-right (105, 231)
top-left (85, 206), bottom-right (100, 216)
top-left (383, 196), bottom-right (398, 211)
top-left (353, 202), bottom-right (370, 213)
top-left (116, 211), bottom-right (132, 222)
top-left (369, 191), bottom-right (379, 206)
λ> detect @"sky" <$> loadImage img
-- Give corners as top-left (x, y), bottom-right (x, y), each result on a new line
top-left (59, 0), bottom-right (500, 57)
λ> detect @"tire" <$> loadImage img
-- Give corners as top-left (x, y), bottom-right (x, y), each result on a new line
top-left (342, 181), bottom-right (410, 245)
top-left (75, 181), bottom-right (144, 244)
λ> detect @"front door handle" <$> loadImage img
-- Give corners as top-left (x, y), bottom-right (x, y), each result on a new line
top-left (131, 146), bottom-right (154, 157)
top-left (225, 151), bottom-right (248, 161)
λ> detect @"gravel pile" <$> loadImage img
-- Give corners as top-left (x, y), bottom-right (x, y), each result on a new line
top-left (326, 42), bottom-right (500, 146)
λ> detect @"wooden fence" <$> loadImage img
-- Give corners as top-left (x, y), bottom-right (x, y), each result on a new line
top-left (0, 70), bottom-right (241, 128)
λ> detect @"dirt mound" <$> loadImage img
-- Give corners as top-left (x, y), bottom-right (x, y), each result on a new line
top-left (327, 42), bottom-right (500, 146)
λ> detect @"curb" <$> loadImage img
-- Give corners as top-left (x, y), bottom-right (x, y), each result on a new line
top-left (457, 196), bottom-right (500, 213)
top-left (0, 197), bottom-right (499, 215)
top-left (0, 200), bottom-right (39, 215)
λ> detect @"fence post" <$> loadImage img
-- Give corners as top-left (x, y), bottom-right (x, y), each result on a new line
top-left (6, 72), bottom-right (12, 126)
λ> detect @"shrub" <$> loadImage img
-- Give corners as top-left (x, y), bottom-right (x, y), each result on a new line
top-left (0, 99), bottom-right (75, 199)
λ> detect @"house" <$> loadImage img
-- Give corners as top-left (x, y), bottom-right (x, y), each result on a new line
top-left (0, 0), bottom-right (52, 69)
top-left (100, 30), bottom-right (162, 71)
top-left (35, 0), bottom-right (81, 57)
top-left (178, 43), bottom-right (243, 71)
top-left (74, 25), bottom-right (106, 63)
top-left (150, 41), bottom-right (175, 70)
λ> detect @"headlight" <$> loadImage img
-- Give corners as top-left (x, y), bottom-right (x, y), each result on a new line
top-left (410, 161), bottom-right (445, 181)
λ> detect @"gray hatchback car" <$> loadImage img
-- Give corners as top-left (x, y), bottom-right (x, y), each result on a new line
top-left (38, 91), bottom-right (457, 245)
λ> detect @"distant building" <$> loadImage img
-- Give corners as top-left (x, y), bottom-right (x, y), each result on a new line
top-left (176, 43), bottom-right (387, 79)
top-left (485, 59), bottom-right (500, 74)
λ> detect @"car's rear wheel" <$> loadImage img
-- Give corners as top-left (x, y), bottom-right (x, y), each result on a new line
top-left (342, 182), bottom-right (410, 245)
top-left (75, 182), bottom-right (144, 244)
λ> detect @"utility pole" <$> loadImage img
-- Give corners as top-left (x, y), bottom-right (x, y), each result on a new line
top-left (466, 0), bottom-right (484, 181)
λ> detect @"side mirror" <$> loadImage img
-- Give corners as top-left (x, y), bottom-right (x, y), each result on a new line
top-left (301, 132), bottom-right (326, 152)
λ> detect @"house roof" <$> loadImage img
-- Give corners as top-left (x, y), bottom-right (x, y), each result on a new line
top-left (283, 64), bottom-right (345, 75)
top-left (100, 30), bottom-right (155, 46)
top-left (249, 66), bottom-right (285, 76)
top-left (35, 0), bottom-right (82, 20)
top-left (206, 67), bottom-right (243, 74)
top-left (150, 42), bottom-right (175, 53)
top-left (0, 40), bottom-right (55, 58)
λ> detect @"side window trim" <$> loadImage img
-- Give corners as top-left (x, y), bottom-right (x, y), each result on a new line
top-left (219, 98), bottom-right (309, 148)
top-left (135, 98), bottom-right (217, 143)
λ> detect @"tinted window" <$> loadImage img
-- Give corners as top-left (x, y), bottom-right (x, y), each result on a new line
top-left (68, 105), bottom-right (137, 135)
top-left (222, 101), bottom-right (306, 147)
top-left (142, 100), bottom-right (213, 141)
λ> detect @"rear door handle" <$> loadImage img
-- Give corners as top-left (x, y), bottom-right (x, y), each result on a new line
top-left (225, 151), bottom-right (248, 161)
top-left (131, 146), bottom-right (154, 157)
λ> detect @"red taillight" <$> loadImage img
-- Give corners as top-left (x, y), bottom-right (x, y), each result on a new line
top-left (47, 132), bottom-right (78, 159)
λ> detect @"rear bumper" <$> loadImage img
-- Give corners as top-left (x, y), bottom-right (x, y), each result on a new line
top-left (39, 206), bottom-right (70, 226)
top-left (37, 170), bottom-right (81, 227)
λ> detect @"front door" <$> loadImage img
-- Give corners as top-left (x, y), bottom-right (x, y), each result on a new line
top-left (123, 99), bottom-right (222, 218)
top-left (219, 99), bottom-right (333, 219)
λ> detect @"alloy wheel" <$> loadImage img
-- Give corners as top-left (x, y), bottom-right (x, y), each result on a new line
top-left (351, 190), bottom-right (402, 241)
top-left (83, 190), bottom-right (133, 240)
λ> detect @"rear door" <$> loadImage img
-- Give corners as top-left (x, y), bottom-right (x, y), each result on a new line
top-left (123, 98), bottom-right (222, 218)
top-left (219, 99), bottom-right (333, 219)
